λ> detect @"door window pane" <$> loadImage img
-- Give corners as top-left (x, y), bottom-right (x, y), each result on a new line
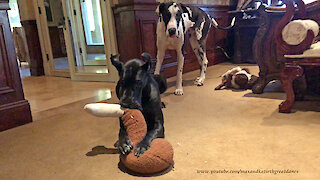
top-left (81, 0), bottom-right (104, 45)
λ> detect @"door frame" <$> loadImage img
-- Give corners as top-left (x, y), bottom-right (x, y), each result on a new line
top-left (73, 0), bottom-right (106, 66)
top-left (64, 0), bottom-right (118, 82)
top-left (33, 0), bottom-right (70, 78)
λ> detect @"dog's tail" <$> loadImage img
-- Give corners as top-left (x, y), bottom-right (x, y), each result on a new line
top-left (216, 46), bottom-right (231, 59)
top-left (212, 17), bottom-right (235, 30)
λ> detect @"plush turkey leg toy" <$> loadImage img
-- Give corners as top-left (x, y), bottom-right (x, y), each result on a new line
top-left (84, 103), bottom-right (174, 174)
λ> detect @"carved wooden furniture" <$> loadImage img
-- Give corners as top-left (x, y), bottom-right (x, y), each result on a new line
top-left (0, 0), bottom-right (32, 131)
top-left (252, 1), bottom-right (320, 94)
top-left (274, 0), bottom-right (320, 113)
top-left (113, 0), bottom-right (235, 78)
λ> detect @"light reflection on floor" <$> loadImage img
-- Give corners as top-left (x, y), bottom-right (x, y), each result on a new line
top-left (75, 66), bottom-right (108, 74)
top-left (97, 89), bottom-right (112, 100)
top-left (53, 55), bottom-right (108, 74)
top-left (87, 54), bottom-right (106, 60)
top-left (54, 57), bottom-right (69, 70)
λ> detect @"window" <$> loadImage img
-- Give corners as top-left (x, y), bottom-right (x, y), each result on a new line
top-left (8, 0), bottom-right (21, 29)
top-left (81, 0), bottom-right (104, 46)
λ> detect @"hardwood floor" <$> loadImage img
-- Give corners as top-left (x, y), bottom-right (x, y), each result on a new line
top-left (21, 76), bottom-right (116, 121)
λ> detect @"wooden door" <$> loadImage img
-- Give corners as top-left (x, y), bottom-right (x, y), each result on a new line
top-left (0, 0), bottom-right (32, 131)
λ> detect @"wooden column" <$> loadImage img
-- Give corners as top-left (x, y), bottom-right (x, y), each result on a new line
top-left (0, 0), bottom-right (32, 131)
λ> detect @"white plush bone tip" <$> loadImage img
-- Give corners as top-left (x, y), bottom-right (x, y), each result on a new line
top-left (84, 103), bottom-right (124, 117)
top-left (231, 17), bottom-right (236, 26)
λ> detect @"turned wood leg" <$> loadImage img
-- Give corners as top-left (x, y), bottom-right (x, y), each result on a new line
top-left (279, 64), bottom-right (303, 113)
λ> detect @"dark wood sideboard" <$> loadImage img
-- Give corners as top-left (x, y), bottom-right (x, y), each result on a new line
top-left (229, 9), bottom-right (260, 64)
top-left (113, 0), bottom-right (235, 78)
top-left (0, 0), bottom-right (32, 131)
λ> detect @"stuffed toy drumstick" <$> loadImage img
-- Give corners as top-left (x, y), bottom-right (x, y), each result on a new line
top-left (84, 103), bottom-right (174, 174)
top-left (84, 103), bottom-right (124, 117)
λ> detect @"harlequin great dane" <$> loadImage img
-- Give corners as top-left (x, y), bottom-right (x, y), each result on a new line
top-left (154, 2), bottom-right (235, 95)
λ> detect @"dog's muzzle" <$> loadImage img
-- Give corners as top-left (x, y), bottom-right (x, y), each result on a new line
top-left (120, 100), bottom-right (142, 111)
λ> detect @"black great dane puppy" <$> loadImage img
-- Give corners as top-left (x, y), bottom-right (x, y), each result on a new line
top-left (111, 53), bottom-right (167, 157)
top-left (154, 2), bottom-right (235, 95)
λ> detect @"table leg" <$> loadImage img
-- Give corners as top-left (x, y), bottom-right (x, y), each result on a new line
top-left (279, 64), bottom-right (303, 113)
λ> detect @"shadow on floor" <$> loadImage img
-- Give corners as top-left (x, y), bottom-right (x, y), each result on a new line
top-left (86, 146), bottom-right (119, 156)
top-left (161, 79), bottom-right (201, 97)
top-left (243, 81), bottom-right (285, 100)
top-left (262, 104), bottom-right (320, 127)
top-left (166, 79), bottom-right (197, 89)
top-left (118, 161), bottom-right (174, 177)
top-left (87, 145), bottom-right (174, 177)
top-left (292, 101), bottom-right (320, 112)
top-left (243, 92), bottom-right (284, 100)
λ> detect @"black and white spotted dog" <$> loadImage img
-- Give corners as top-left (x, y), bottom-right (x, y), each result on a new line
top-left (154, 2), bottom-right (235, 95)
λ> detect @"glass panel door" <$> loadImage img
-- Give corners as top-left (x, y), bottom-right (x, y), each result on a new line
top-left (36, 0), bottom-right (70, 77)
top-left (46, 0), bottom-right (70, 76)
top-left (80, 0), bottom-right (107, 66)
top-left (62, 0), bottom-right (118, 82)
top-left (73, 0), bottom-right (107, 73)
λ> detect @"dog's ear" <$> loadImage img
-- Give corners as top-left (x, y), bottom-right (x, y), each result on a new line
top-left (180, 4), bottom-right (189, 14)
top-left (156, 3), bottom-right (165, 16)
top-left (141, 52), bottom-right (151, 61)
top-left (141, 52), bottom-right (151, 71)
top-left (215, 81), bottom-right (226, 90)
top-left (225, 74), bottom-right (233, 88)
top-left (110, 54), bottom-right (123, 73)
top-left (242, 68), bottom-right (250, 74)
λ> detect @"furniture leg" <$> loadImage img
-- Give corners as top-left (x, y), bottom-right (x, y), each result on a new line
top-left (252, 76), bottom-right (270, 94)
top-left (279, 64), bottom-right (303, 113)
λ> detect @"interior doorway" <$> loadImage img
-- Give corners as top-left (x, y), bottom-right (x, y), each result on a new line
top-left (65, 0), bottom-right (118, 81)
top-left (35, 0), bottom-right (70, 77)
top-left (34, 0), bottom-right (118, 82)
top-left (78, 0), bottom-right (107, 66)
top-left (8, 0), bottom-right (31, 78)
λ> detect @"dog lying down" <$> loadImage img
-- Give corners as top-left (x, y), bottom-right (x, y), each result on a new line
top-left (110, 53), bottom-right (167, 157)
top-left (215, 67), bottom-right (258, 90)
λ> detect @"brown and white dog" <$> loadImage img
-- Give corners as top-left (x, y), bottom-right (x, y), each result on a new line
top-left (154, 2), bottom-right (235, 95)
top-left (215, 67), bottom-right (258, 90)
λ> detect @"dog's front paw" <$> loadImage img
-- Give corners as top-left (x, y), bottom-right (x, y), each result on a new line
top-left (134, 141), bottom-right (150, 157)
top-left (174, 89), bottom-right (184, 96)
top-left (118, 137), bottom-right (133, 155)
top-left (195, 77), bottom-right (204, 86)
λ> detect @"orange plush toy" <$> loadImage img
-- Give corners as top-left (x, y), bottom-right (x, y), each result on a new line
top-left (84, 103), bottom-right (174, 174)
